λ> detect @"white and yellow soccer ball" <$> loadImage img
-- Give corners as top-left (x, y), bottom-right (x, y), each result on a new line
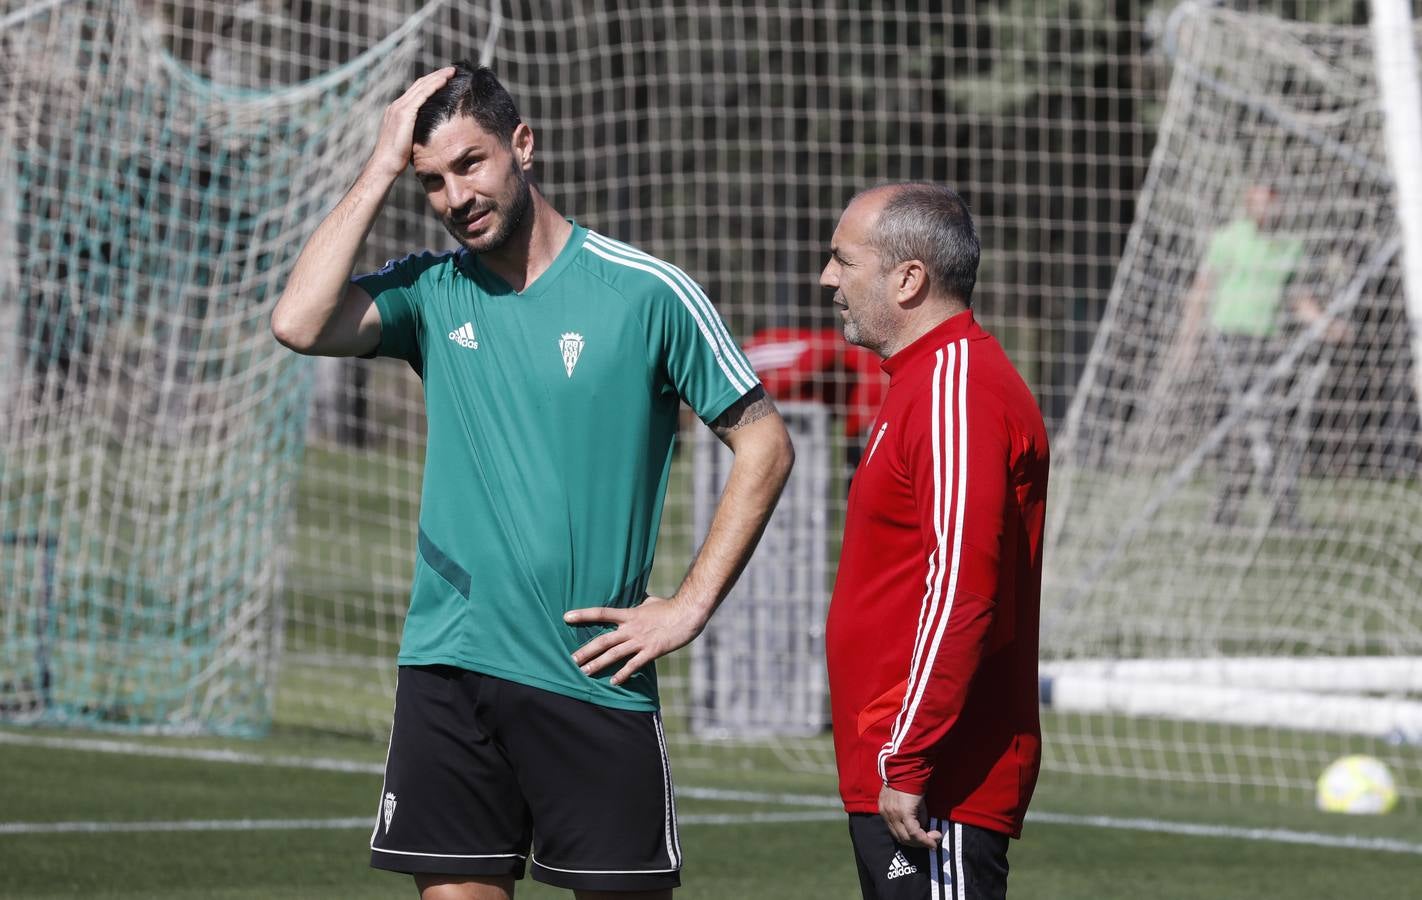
top-left (1315, 755), bottom-right (1398, 815)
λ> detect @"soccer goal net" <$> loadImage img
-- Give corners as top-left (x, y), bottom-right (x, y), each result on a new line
top-left (0, 0), bottom-right (432, 733)
top-left (1043, 1), bottom-right (1422, 799)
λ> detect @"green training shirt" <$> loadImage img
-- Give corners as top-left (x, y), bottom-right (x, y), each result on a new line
top-left (352, 223), bottom-right (759, 711)
top-left (1204, 218), bottom-right (1305, 338)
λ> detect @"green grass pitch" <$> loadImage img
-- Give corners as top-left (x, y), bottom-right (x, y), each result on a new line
top-left (2, 724), bottom-right (1420, 899)
top-left (4, 429), bottom-right (1420, 897)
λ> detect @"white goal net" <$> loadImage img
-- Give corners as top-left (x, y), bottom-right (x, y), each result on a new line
top-left (1044, 1), bottom-right (1422, 800)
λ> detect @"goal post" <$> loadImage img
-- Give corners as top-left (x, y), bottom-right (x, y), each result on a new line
top-left (1370, 0), bottom-right (1422, 420)
top-left (1044, 1), bottom-right (1422, 792)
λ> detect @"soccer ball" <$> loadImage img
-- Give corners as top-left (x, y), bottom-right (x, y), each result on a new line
top-left (1315, 755), bottom-right (1398, 815)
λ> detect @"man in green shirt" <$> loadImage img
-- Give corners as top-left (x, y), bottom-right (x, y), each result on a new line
top-left (272, 64), bottom-right (793, 900)
top-left (1181, 182), bottom-right (1344, 526)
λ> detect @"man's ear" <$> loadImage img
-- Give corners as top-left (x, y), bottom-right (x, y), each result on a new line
top-left (512, 123), bottom-right (534, 171)
top-left (893, 259), bottom-right (929, 308)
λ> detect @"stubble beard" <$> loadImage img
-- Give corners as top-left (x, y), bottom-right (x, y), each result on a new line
top-left (841, 314), bottom-right (864, 349)
top-left (837, 290), bottom-right (866, 349)
top-left (447, 164), bottom-right (535, 255)
top-left (839, 293), bottom-right (892, 357)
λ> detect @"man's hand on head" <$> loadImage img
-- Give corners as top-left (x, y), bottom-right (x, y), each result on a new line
top-left (367, 66), bottom-right (457, 181)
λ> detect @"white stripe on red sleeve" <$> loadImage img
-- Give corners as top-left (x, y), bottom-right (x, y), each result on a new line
top-left (878, 338), bottom-right (970, 780)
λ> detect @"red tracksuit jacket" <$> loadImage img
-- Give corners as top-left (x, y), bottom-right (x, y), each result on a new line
top-left (826, 310), bottom-right (1049, 838)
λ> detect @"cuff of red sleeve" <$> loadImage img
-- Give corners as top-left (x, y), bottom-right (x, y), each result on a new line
top-left (882, 757), bottom-right (932, 795)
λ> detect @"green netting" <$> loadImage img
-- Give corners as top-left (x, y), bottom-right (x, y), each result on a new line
top-left (0, 0), bottom-right (425, 734)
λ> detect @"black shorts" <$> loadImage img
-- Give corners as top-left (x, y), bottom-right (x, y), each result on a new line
top-left (848, 813), bottom-right (1009, 900)
top-left (369, 665), bottom-right (681, 892)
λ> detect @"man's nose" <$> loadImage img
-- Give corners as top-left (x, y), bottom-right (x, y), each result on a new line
top-left (446, 180), bottom-right (474, 212)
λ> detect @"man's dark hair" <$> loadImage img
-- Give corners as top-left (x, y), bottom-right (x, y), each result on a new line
top-left (413, 63), bottom-right (521, 146)
top-left (868, 183), bottom-right (980, 304)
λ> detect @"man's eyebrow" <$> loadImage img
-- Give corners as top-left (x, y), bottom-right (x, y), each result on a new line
top-left (413, 146), bottom-right (485, 179)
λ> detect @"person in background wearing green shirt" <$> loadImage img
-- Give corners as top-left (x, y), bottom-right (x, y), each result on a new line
top-left (271, 63), bottom-right (794, 900)
top-left (1180, 180), bottom-right (1348, 527)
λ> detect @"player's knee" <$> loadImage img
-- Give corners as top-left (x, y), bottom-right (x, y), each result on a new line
top-left (415, 873), bottom-right (515, 900)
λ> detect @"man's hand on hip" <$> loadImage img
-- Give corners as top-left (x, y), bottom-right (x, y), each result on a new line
top-left (879, 784), bottom-right (942, 849)
top-left (564, 596), bottom-right (707, 686)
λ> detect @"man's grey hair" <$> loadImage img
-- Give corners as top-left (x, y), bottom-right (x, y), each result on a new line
top-left (864, 183), bottom-right (980, 304)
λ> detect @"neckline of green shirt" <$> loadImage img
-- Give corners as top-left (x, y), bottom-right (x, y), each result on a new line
top-left (456, 219), bottom-right (588, 301)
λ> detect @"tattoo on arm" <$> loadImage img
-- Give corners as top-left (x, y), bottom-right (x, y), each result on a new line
top-left (710, 386), bottom-right (776, 439)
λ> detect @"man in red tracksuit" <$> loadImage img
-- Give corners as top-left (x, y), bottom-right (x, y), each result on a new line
top-left (822, 183), bottom-right (1049, 900)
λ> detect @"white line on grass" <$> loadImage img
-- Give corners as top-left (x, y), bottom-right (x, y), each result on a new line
top-left (0, 731), bottom-right (384, 774)
top-left (1027, 811), bottom-right (1422, 856)
top-left (0, 818), bottom-right (372, 834)
top-left (0, 811), bottom-right (846, 835)
top-left (677, 786), bottom-right (842, 807)
top-left (4, 731), bottom-right (1419, 854)
top-left (5, 811), bottom-right (1419, 855)
top-left (682, 810), bottom-right (846, 825)
top-left (0, 733), bottom-right (839, 807)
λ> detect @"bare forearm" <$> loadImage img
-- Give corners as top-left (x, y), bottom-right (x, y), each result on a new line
top-left (563, 432), bottom-right (788, 686)
top-left (677, 417), bottom-right (794, 623)
top-left (563, 392), bottom-right (792, 686)
top-left (272, 67), bottom-right (456, 355)
top-left (271, 165), bottom-right (395, 353)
